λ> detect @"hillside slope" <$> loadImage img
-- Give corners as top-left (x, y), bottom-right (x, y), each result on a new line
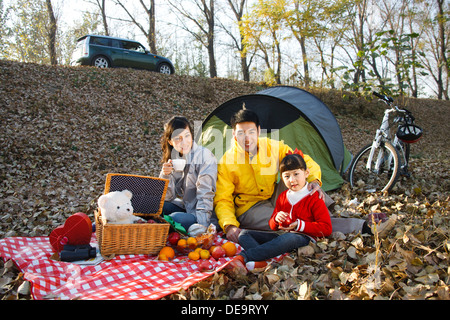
top-left (0, 60), bottom-right (449, 300)
top-left (0, 57), bottom-right (448, 236)
top-left (0, 60), bottom-right (262, 236)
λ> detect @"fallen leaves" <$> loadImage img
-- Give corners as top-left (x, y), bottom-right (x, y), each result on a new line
top-left (0, 260), bottom-right (31, 300)
top-left (0, 59), bottom-right (449, 300)
top-left (171, 183), bottom-right (449, 301)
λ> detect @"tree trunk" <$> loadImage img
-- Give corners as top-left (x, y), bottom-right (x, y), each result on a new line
top-left (437, 0), bottom-right (449, 100)
top-left (300, 36), bottom-right (310, 88)
top-left (352, 0), bottom-right (367, 89)
top-left (145, 0), bottom-right (157, 54)
top-left (227, 0), bottom-right (250, 81)
top-left (206, 0), bottom-right (217, 78)
top-left (99, 0), bottom-right (109, 36)
top-left (45, 0), bottom-right (57, 65)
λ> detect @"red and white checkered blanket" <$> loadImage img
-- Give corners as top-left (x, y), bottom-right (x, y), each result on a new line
top-left (0, 234), bottom-right (239, 300)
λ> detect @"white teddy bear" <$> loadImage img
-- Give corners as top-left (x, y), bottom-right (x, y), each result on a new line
top-left (98, 190), bottom-right (145, 225)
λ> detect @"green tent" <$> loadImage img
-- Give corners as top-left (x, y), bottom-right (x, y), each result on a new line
top-left (199, 86), bottom-right (352, 191)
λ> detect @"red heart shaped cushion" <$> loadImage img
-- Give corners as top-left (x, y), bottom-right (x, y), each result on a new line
top-left (49, 212), bottom-right (92, 252)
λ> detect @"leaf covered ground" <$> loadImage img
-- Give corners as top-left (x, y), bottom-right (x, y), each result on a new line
top-left (0, 60), bottom-right (449, 300)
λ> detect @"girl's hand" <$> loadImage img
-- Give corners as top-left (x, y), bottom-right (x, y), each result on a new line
top-left (276, 211), bottom-right (298, 231)
top-left (162, 159), bottom-right (173, 175)
top-left (275, 211), bottom-right (289, 224)
top-left (279, 220), bottom-right (298, 231)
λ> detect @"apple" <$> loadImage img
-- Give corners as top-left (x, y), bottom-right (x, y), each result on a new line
top-left (198, 260), bottom-right (214, 272)
top-left (167, 232), bottom-right (180, 245)
top-left (210, 245), bottom-right (226, 260)
top-left (281, 216), bottom-right (292, 228)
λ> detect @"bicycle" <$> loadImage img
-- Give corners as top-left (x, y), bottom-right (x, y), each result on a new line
top-left (347, 91), bottom-right (423, 193)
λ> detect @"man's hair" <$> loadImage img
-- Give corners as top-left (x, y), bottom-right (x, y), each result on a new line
top-left (230, 106), bottom-right (260, 129)
top-left (280, 154), bottom-right (307, 173)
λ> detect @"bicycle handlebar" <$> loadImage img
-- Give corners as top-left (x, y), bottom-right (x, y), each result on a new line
top-left (372, 91), bottom-right (385, 99)
top-left (372, 91), bottom-right (408, 115)
top-left (372, 91), bottom-right (394, 103)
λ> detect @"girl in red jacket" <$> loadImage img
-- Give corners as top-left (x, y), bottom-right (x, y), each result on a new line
top-left (234, 153), bottom-right (332, 270)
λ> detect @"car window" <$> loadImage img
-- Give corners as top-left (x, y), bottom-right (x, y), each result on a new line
top-left (111, 39), bottom-right (122, 48)
top-left (122, 41), bottom-right (146, 53)
top-left (91, 37), bottom-right (109, 46)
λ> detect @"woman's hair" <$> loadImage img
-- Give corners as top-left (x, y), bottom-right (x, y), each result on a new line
top-left (280, 154), bottom-right (307, 173)
top-left (160, 116), bottom-right (194, 163)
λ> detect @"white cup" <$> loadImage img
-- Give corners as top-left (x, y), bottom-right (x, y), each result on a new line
top-left (172, 159), bottom-right (186, 172)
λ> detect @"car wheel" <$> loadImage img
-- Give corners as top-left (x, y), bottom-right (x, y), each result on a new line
top-left (92, 56), bottom-right (110, 68)
top-left (158, 63), bottom-right (172, 75)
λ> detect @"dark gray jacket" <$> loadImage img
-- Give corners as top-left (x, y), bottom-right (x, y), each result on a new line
top-left (160, 142), bottom-right (217, 226)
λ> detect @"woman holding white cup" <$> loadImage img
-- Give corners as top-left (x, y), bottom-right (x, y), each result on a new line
top-left (160, 116), bottom-right (218, 232)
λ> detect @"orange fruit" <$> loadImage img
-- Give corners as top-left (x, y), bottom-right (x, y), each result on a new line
top-left (222, 242), bottom-right (237, 257)
top-left (159, 246), bottom-right (175, 260)
top-left (187, 237), bottom-right (198, 250)
top-left (194, 247), bottom-right (203, 254)
top-left (159, 253), bottom-right (168, 261)
top-left (188, 251), bottom-right (200, 261)
top-left (177, 239), bottom-right (187, 250)
top-left (200, 249), bottom-right (210, 260)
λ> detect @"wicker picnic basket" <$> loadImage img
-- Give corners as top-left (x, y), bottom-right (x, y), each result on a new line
top-left (94, 173), bottom-right (170, 255)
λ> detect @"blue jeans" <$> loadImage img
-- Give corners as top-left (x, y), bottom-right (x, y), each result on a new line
top-left (238, 230), bottom-right (311, 262)
top-left (162, 201), bottom-right (197, 231)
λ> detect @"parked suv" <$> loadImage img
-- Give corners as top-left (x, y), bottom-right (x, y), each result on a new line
top-left (71, 35), bottom-right (175, 74)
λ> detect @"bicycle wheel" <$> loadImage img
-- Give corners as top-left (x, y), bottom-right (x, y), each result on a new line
top-left (348, 142), bottom-right (400, 192)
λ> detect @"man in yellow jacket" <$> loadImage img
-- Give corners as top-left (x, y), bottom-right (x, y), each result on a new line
top-left (214, 108), bottom-right (328, 242)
